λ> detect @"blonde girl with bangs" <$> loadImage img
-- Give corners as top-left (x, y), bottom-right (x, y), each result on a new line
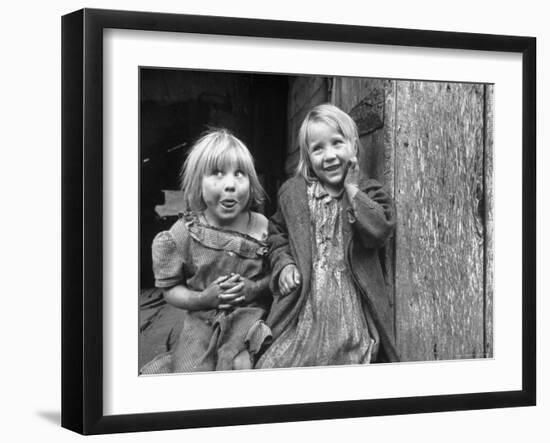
top-left (141, 129), bottom-right (272, 374)
top-left (256, 104), bottom-right (399, 369)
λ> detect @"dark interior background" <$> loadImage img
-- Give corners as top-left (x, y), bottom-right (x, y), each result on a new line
top-left (140, 69), bottom-right (290, 288)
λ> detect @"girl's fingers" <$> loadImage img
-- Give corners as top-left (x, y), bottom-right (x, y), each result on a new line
top-left (213, 275), bottom-right (229, 284)
top-left (218, 294), bottom-right (240, 302)
top-left (282, 277), bottom-right (295, 295)
top-left (218, 275), bottom-right (241, 289)
top-left (219, 281), bottom-right (236, 290)
top-left (219, 289), bottom-right (244, 301)
top-left (292, 268), bottom-right (301, 285)
top-left (220, 282), bottom-right (244, 294)
top-left (218, 295), bottom-right (245, 309)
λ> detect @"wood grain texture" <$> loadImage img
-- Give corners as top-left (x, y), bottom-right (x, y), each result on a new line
top-left (383, 81), bottom-right (397, 330)
top-left (394, 81), bottom-right (486, 361)
top-left (484, 85), bottom-right (494, 358)
top-left (332, 77), bottom-right (390, 182)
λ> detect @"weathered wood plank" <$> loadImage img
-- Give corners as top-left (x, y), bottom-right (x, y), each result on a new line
top-left (382, 81), bottom-right (397, 330)
top-left (484, 84), bottom-right (494, 358)
top-left (154, 190), bottom-right (186, 217)
top-left (288, 76), bottom-right (327, 120)
top-left (331, 77), bottom-right (389, 182)
top-left (333, 77), bottom-right (374, 114)
top-left (394, 81), bottom-right (486, 361)
top-left (383, 80), bottom-right (397, 199)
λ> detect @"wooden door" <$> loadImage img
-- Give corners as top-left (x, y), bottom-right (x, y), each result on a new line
top-left (332, 77), bottom-right (493, 361)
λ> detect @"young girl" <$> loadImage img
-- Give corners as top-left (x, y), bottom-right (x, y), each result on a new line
top-left (141, 129), bottom-right (272, 374)
top-left (256, 104), bottom-right (399, 368)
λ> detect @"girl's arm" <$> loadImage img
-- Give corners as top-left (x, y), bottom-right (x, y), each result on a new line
top-left (344, 159), bottom-right (395, 249)
top-left (153, 225), bottom-right (233, 310)
top-left (163, 275), bottom-right (231, 310)
top-left (248, 273), bottom-right (271, 301)
top-left (268, 186), bottom-right (299, 294)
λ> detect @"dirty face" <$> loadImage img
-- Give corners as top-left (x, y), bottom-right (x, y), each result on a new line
top-left (201, 160), bottom-right (250, 227)
top-left (307, 120), bottom-right (355, 195)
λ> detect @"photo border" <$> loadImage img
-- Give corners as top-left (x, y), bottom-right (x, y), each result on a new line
top-left (61, 8), bottom-right (536, 435)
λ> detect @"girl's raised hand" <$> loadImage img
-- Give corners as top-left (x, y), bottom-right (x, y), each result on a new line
top-left (344, 156), bottom-right (360, 189)
top-left (278, 264), bottom-right (301, 296)
top-left (344, 156), bottom-right (360, 200)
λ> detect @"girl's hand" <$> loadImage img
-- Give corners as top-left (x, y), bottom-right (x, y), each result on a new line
top-left (344, 156), bottom-right (360, 188)
top-left (278, 264), bottom-right (301, 296)
top-left (217, 273), bottom-right (257, 309)
top-left (199, 275), bottom-right (232, 309)
top-left (344, 156), bottom-right (360, 200)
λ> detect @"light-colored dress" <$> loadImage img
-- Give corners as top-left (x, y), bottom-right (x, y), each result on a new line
top-left (140, 212), bottom-right (272, 374)
top-left (256, 181), bottom-right (374, 368)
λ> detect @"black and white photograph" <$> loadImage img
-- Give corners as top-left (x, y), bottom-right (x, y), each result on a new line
top-left (138, 68), bottom-right (494, 374)
top-left (3, 0), bottom-right (547, 441)
top-left (53, 3), bottom-right (540, 438)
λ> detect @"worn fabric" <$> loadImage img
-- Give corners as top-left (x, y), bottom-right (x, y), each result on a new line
top-left (257, 181), bottom-right (374, 368)
top-left (140, 212), bottom-right (272, 374)
top-left (257, 175), bottom-right (399, 367)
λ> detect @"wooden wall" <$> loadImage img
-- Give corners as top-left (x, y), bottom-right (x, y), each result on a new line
top-left (319, 77), bottom-right (493, 361)
top-left (285, 76), bottom-right (329, 174)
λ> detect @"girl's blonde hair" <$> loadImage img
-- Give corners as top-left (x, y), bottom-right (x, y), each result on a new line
top-left (180, 129), bottom-right (265, 212)
top-left (295, 103), bottom-right (360, 181)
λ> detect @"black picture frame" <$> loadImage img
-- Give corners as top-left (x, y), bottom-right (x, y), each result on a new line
top-left (61, 8), bottom-right (536, 435)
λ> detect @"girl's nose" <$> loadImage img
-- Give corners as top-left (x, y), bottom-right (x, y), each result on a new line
top-left (223, 175), bottom-right (236, 190)
top-left (323, 146), bottom-right (337, 161)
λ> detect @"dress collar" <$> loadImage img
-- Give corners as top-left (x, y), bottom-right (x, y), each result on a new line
top-left (310, 180), bottom-right (344, 200)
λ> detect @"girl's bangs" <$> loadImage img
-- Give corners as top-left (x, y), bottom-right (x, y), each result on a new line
top-left (312, 110), bottom-right (356, 142)
top-left (204, 143), bottom-right (251, 175)
top-left (305, 116), bottom-right (345, 146)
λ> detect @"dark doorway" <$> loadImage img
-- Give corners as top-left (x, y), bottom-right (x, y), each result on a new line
top-left (140, 69), bottom-right (289, 288)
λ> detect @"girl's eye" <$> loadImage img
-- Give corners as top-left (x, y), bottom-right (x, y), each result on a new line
top-left (235, 170), bottom-right (245, 177)
top-left (211, 169), bottom-right (223, 177)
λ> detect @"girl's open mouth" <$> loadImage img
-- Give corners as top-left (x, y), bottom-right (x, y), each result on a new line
top-left (220, 199), bottom-right (237, 209)
top-left (324, 164), bottom-right (341, 172)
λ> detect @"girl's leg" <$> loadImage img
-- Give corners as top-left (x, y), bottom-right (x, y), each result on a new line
top-left (232, 349), bottom-right (253, 370)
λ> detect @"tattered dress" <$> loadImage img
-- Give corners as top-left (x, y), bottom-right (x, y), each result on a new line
top-left (140, 212), bottom-right (271, 374)
top-left (256, 181), bottom-right (375, 368)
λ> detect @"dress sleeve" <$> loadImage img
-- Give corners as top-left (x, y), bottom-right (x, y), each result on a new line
top-left (348, 179), bottom-right (395, 249)
top-left (151, 230), bottom-right (184, 288)
top-left (268, 187), bottom-right (297, 293)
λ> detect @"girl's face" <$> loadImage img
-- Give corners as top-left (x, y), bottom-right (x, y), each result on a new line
top-left (201, 159), bottom-right (250, 227)
top-left (307, 120), bottom-right (355, 194)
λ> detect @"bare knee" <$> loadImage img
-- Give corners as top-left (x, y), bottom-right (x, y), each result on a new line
top-left (232, 350), bottom-right (252, 370)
